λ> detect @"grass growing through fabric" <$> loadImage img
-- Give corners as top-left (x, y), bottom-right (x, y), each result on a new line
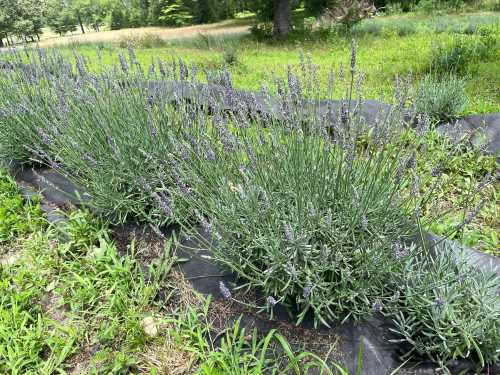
top-left (0, 171), bottom-right (338, 374)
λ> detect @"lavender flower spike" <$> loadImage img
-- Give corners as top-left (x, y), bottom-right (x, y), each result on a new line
top-left (219, 281), bottom-right (231, 299)
top-left (266, 296), bottom-right (277, 306)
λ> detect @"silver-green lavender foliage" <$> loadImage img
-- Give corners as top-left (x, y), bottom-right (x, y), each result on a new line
top-left (388, 241), bottom-right (499, 368)
top-left (0, 49), bottom-right (200, 224)
top-left (414, 74), bottom-right (468, 121)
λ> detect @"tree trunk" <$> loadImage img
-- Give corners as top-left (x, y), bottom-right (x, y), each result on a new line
top-left (77, 12), bottom-right (86, 34)
top-left (273, 0), bottom-right (292, 38)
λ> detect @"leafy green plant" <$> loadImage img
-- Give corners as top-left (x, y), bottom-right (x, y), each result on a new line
top-left (387, 241), bottom-right (500, 369)
top-left (0, 170), bottom-right (44, 241)
top-left (414, 74), bottom-right (468, 121)
top-left (0, 258), bottom-right (77, 374)
top-left (57, 209), bottom-right (109, 254)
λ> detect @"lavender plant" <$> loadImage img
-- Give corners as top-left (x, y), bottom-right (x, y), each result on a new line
top-left (166, 52), bottom-right (443, 326)
top-left (387, 241), bottom-right (499, 369)
top-left (0, 49), bottom-right (205, 224)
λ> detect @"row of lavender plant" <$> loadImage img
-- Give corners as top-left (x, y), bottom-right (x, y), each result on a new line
top-left (0, 46), bottom-right (497, 369)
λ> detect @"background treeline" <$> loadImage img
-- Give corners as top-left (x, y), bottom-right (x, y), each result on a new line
top-left (0, 0), bottom-right (493, 46)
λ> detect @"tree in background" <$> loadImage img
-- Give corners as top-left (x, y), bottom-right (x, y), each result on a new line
top-left (46, 0), bottom-right (78, 36)
top-left (251, 0), bottom-right (376, 38)
top-left (158, 0), bottom-right (194, 26)
top-left (0, 0), bottom-right (45, 44)
top-left (0, 5), bottom-right (14, 47)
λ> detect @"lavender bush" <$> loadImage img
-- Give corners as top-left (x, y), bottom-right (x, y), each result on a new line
top-left (166, 52), bottom-right (450, 326)
top-left (0, 49), bottom-right (203, 224)
top-left (388, 241), bottom-right (499, 368)
top-left (0, 45), bottom-right (497, 367)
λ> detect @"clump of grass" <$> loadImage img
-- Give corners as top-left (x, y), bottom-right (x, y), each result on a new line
top-left (429, 26), bottom-right (499, 76)
top-left (414, 74), bottom-right (468, 121)
top-left (222, 45), bottom-right (239, 66)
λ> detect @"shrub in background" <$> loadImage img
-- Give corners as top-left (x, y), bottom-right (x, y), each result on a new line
top-left (414, 74), bottom-right (468, 122)
top-left (430, 28), bottom-right (499, 76)
top-left (222, 45), bottom-right (239, 66)
top-left (388, 241), bottom-right (500, 368)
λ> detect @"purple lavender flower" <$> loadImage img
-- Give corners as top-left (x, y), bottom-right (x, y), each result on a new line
top-left (287, 65), bottom-right (302, 101)
top-left (431, 165), bottom-right (443, 177)
top-left (127, 45), bottom-right (137, 65)
top-left (303, 281), bottom-right (313, 298)
top-left (283, 223), bottom-right (294, 242)
top-left (204, 147), bottom-right (215, 161)
top-left (179, 59), bottom-right (188, 81)
top-left (154, 192), bottom-right (173, 217)
top-left (201, 216), bottom-right (212, 237)
top-left (392, 240), bottom-right (408, 259)
top-left (118, 53), bottom-right (129, 73)
top-left (340, 101), bottom-right (349, 127)
top-left (461, 199), bottom-right (486, 227)
top-left (159, 61), bottom-right (167, 77)
top-left (266, 296), bottom-right (277, 306)
top-left (434, 296), bottom-right (445, 307)
top-left (36, 127), bottom-right (51, 145)
top-left (372, 299), bottom-right (383, 312)
top-left (219, 281), bottom-right (231, 299)
top-left (75, 55), bottom-right (86, 77)
top-left (405, 153), bottom-right (417, 171)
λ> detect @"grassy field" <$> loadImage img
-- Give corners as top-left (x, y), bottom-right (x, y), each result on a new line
top-left (39, 11), bottom-right (500, 115)
top-left (37, 19), bottom-right (251, 48)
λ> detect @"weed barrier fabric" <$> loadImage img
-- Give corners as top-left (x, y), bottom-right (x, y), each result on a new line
top-left (12, 166), bottom-right (500, 374)
top-left (437, 113), bottom-right (500, 155)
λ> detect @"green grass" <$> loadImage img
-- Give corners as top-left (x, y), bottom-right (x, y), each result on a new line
top-left (0, 171), bottom-right (339, 374)
top-left (43, 11), bottom-right (500, 115)
top-left (0, 171), bottom-right (44, 242)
